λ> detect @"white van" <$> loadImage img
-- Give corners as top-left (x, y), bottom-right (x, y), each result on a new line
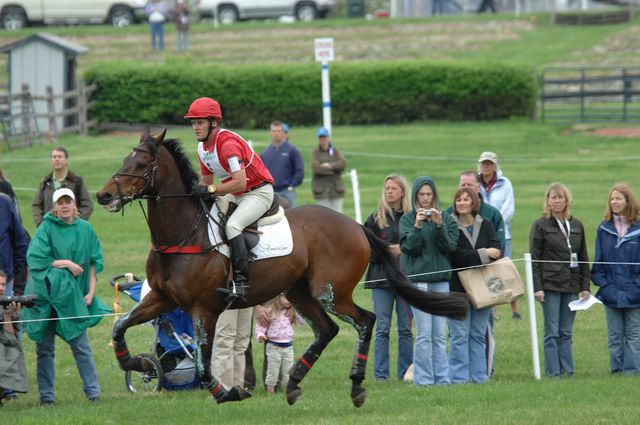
top-left (197, 0), bottom-right (336, 25)
top-left (0, 0), bottom-right (147, 31)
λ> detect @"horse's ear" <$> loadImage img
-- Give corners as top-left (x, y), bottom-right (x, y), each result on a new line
top-left (140, 126), bottom-right (151, 144)
top-left (152, 129), bottom-right (167, 145)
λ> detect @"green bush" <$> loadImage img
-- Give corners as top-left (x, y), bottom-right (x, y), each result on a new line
top-left (85, 60), bottom-right (536, 128)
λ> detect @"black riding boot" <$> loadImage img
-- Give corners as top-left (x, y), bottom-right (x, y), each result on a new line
top-left (217, 235), bottom-right (249, 304)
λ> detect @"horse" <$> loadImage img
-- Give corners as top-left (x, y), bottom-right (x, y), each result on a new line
top-left (96, 128), bottom-right (468, 407)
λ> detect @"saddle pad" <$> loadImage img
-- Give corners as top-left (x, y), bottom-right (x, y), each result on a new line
top-left (207, 203), bottom-right (293, 260)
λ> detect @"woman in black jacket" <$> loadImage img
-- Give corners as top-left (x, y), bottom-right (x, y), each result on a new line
top-left (449, 187), bottom-right (501, 384)
top-left (530, 182), bottom-right (590, 377)
top-left (363, 174), bottom-right (413, 381)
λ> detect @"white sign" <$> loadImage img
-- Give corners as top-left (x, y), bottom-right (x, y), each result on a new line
top-left (314, 38), bottom-right (334, 62)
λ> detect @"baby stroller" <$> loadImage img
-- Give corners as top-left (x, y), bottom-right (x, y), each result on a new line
top-left (109, 274), bottom-right (200, 393)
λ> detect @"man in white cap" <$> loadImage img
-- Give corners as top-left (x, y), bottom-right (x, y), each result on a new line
top-left (477, 151), bottom-right (520, 319)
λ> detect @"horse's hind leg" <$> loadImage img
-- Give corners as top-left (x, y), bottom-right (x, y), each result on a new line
top-left (332, 300), bottom-right (376, 408)
top-left (285, 284), bottom-right (339, 406)
top-left (113, 290), bottom-right (175, 372)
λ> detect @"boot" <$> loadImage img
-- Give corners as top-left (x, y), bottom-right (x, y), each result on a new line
top-left (217, 235), bottom-right (249, 304)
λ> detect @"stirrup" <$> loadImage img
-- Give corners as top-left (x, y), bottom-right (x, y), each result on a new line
top-left (217, 282), bottom-right (247, 304)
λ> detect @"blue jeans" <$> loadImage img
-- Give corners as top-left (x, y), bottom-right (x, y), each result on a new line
top-left (412, 282), bottom-right (449, 385)
top-left (36, 321), bottom-right (100, 402)
top-left (372, 287), bottom-right (413, 380)
top-left (605, 306), bottom-right (640, 374)
top-left (4, 278), bottom-right (13, 296)
top-left (276, 189), bottom-right (296, 208)
top-left (177, 30), bottom-right (189, 51)
top-left (541, 291), bottom-right (578, 377)
top-left (449, 303), bottom-right (492, 384)
top-left (149, 22), bottom-right (165, 51)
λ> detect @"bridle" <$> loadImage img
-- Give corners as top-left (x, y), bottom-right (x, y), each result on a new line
top-left (110, 143), bottom-right (224, 255)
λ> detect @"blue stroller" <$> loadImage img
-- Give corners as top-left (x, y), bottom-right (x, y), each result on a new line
top-left (109, 274), bottom-right (200, 393)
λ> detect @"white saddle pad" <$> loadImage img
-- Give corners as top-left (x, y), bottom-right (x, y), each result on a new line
top-left (207, 202), bottom-right (293, 260)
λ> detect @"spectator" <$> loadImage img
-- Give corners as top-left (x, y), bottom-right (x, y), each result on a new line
top-left (255, 294), bottom-right (304, 394)
top-left (145, 0), bottom-right (169, 52)
top-left (477, 0), bottom-right (497, 13)
top-left (175, 0), bottom-right (191, 51)
top-left (0, 271), bottom-right (28, 403)
top-left (400, 176), bottom-right (458, 386)
top-left (311, 127), bottom-right (346, 213)
top-left (364, 173), bottom-right (413, 381)
top-left (22, 188), bottom-right (111, 405)
top-left (530, 182), bottom-right (590, 378)
top-left (0, 166), bottom-right (19, 216)
top-left (0, 193), bottom-right (28, 298)
top-left (477, 151), bottom-right (520, 319)
top-left (32, 147), bottom-right (93, 227)
top-left (261, 121), bottom-right (304, 207)
top-left (448, 187), bottom-right (501, 384)
top-left (591, 182), bottom-right (640, 375)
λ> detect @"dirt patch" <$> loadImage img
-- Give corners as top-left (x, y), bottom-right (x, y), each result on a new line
top-left (573, 124), bottom-right (640, 137)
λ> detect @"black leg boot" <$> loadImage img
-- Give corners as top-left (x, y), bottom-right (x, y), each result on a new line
top-left (217, 235), bottom-right (249, 304)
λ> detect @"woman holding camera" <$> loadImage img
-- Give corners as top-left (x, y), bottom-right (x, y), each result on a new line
top-left (22, 188), bottom-right (110, 405)
top-left (399, 176), bottom-right (458, 386)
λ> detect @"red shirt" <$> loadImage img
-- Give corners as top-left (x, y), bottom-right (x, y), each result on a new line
top-left (198, 128), bottom-right (274, 195)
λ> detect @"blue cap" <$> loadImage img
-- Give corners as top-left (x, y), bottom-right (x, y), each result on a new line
top-left (282, 122), bottom-right (289, 133)
top-left (316, 127), bottom-right (330, 138)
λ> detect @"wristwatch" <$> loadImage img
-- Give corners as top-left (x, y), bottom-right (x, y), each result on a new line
top-left (207, 184), bottom-right (217, 194)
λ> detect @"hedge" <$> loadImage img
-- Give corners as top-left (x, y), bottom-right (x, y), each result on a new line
top-left (85, 60), bottom-right (536, 128)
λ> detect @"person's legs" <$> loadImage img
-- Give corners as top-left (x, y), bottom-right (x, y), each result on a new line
top-left (372, 288), bottom-right (393, 381)
top-left (232, 307), bottom-right (252, 388)
top-left (557, 292), bottom-right (578, 376)
top-left (68, 331), bottom-right (100, 399)
top-left (158, 23), bottom-right (165, 51)
top-left (605, 306), bottom-right (625, 373)
top-left (280, 346), bottom-right (294, 389)
top-left (149, 22), bottom-right (159, 50)
top-left (277, 189), bottom-right (296, 208)
top-left (469, 306), bottom-right (492, 383)
top-left (541, 291), bottom-right (562, 377)
top-left (448, 304), bottom-right (471, 384)
top-left (428, 282), bottom-right (449, 384)
top-left (394, 292), bottom-right (414, 380)
top-left (212, 309), bottom-right (237, 389)
top-left (36, 321), bottom-right (56, 402)
top-left (412, 283), bottom-right (434, 386)
top-left (264, 344), bottom-right (281, 392)
top-left (622, 308), bottom-right (640, 375)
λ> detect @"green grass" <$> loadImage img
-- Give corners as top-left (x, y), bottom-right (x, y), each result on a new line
top-left (2, 120), bottom-right (639, 424)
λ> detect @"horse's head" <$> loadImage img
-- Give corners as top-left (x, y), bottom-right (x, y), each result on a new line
top-left (96, 128), bottom-right (166, 212)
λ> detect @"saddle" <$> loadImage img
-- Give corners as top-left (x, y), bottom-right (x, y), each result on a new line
top-left (214, 195), bottom-right (284, 252)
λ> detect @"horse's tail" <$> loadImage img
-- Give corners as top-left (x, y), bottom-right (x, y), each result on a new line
top-left (362, 225), bottom-right (468, 320)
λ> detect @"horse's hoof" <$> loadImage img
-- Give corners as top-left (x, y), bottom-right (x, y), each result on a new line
top-left (351, 388), bottom-right (367, 408)
top-left (286, 387), bottom-right (303, 405)
top-left (216, 386), bottom-right (252, 403)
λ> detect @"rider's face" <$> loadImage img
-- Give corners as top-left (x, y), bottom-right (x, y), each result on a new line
top-left (191, 119), bottom-right (213, 141)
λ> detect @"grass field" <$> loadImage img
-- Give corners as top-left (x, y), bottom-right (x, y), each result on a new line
top-left (1, 119), bottom-right (639, 424)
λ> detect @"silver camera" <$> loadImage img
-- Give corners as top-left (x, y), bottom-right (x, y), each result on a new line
top-left (425, 209), bottom-right (433, 219)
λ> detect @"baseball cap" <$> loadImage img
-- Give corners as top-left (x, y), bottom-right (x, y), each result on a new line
top-left (282, 122), bottom-right (289, 134)
top-left (478, 151), bottom-right (498, 164)
top-left (316, 127), bottom-right (330, 138)
top-left (52, 188), bottom-right (75, 203)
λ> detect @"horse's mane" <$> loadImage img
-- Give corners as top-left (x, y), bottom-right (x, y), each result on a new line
top-left (150, 138), bottom-right (199, 191)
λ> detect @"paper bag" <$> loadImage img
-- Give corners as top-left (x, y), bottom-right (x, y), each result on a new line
top-left (458, 257), bottom-right (524, 309)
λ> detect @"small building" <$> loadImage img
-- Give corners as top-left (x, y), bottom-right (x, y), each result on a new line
top-left (0, 32), bottom-right (88, 134)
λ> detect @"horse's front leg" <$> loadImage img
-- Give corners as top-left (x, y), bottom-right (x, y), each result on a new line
top-left (113, 290), bottom-right (175, 372)
top-left (192, 308), bottom-right (251, 404)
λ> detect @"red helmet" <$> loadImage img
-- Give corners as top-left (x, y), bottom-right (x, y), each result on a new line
top-left (184, 97), bottom-right (223, 121)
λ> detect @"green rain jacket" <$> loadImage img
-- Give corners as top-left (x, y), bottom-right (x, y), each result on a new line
top-left (22, 213), bottom-right (110, 343)
top-left (399, 176), bottom-right (458, 284)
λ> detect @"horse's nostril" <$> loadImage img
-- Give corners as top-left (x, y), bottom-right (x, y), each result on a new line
top-left (96, 192), bottom-right (112, 204)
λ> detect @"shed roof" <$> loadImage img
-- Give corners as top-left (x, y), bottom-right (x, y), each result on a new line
top-left (0, 32), bottom-right (88, 55)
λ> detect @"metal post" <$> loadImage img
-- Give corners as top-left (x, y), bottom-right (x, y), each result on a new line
top-left (349, 169), bottom-right (362, 224)
top-left (524, 253), bottom-right (541, 380)
top-left (321, 62), bottom-right (332, 134)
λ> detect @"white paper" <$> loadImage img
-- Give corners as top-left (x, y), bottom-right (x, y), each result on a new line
top-left (568, 294), bottom-right (603, 311)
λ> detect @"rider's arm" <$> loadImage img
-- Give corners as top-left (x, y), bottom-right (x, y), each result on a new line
top-left (199, 174), bottom-right (214, 186)
top-left (216, 167), bottom-right (247, 195)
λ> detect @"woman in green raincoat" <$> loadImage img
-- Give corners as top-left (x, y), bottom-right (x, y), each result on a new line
top-left (22, 188), bottom-right (110, 405)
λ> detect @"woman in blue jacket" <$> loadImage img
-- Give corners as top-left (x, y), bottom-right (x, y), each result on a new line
top-left (591, 182), bottom-right (640, 375)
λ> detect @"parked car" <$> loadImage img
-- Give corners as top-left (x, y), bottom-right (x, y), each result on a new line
top-left (0, 0), bottom-right (147, 31)
top-left (197, 0), bottom-right (336, 24)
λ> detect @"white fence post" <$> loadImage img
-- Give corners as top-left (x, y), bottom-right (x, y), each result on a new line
top-left (349, 169), bottom-right (362, 224)
top-left (524, 253), bottom-right (541, 380)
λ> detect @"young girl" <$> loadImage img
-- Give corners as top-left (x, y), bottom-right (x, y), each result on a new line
top-left (255, 294), bottom-right (304, 393)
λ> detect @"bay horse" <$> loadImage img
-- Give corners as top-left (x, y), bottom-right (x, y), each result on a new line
top-left (96, 128), bottom-right (468, 407)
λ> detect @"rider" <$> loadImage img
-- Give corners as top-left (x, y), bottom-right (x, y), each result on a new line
top-left (185, 97), bottom-right (275, 304)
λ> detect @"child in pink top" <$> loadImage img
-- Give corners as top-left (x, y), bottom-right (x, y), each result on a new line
top-left (255, 294), bottom-right (304, 393)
